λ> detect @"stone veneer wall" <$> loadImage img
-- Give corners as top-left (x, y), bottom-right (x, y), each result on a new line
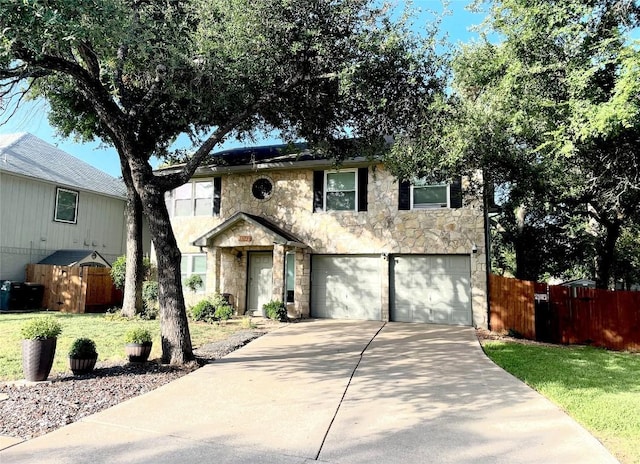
top-left (169, 164), bottom-right (488, 328)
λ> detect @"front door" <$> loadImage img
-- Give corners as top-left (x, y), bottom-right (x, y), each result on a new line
top-left (248, 252), bottom-right (273, 316)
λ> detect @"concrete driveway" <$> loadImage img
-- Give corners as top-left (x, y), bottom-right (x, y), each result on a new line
top-left (0, 320), bottom-right (618, 463)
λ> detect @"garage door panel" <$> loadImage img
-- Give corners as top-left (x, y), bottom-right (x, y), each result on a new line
top-left (392, 255), bottom-right (472, 326)
top-left (311, 255), bottom-right (381, 321)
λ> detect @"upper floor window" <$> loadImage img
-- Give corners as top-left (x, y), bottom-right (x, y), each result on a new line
top-left (166, 178), bottom-right (221, 217)
top-left (54, 187), bottom-right (78, 223)
top-left (313, 167), bottom-right (369, 212)
top-left (411, 181), bottom-right (449, 209)
top-left (325, 170), bottom-right (357, 211)
top-left (398, 177), bottom-right (462, 210)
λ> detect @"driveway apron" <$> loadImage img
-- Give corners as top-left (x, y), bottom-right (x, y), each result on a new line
top-left (0, 320), bottom-right (618, 464)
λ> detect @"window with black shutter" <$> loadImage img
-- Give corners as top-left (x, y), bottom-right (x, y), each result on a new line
top-left (400, 176), bottom-right (463, 210)
top-left (313, 168), bottom-right (369, 212)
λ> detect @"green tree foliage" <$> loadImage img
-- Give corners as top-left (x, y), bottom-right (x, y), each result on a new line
top-left (1, 0), bottom-right (447, 363)
top-left (393, 0), bottom-right (640, 286)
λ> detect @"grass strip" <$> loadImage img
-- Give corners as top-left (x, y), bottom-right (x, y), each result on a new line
top-left (0, 311), bottom-right (256, 381)
top-left (483, 341), bottom-right (640, 464)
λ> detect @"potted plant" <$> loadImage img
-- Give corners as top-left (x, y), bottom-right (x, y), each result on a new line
top-left (68, 338), bottom-right (98, 375)
top-left (124, 327), bottom-right (153, 363)
top-left (21, 315), bottom-right (62, 381)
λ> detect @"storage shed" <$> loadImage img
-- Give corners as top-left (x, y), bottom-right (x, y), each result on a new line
top-left (26, 250), bottom-right (121, 313)
top-left (38, 249), bottom-right (112, 268)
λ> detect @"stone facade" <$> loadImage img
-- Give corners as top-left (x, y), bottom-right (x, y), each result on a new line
top-left (170, 162), bottom-right (488, 328)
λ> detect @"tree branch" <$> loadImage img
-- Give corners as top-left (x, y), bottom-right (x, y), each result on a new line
top-left (114, 43), bottom-right (130, 110)
top-left (155, 72), bottom-right (330, 191)
top-left (13, 47), bottom-right (129, 145)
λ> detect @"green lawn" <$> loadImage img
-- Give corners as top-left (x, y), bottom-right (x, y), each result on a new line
top-left (0, 311), bottom-right (258, 381)
top-left (483, 341), bottom-right (640, 464)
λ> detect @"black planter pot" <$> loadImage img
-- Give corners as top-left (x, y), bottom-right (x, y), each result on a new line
top-left (69, 356), bottom-right (98, 375)
top-left (22, 338), bottom-right (57, 382)
top-left (125, 342), bottom-right (152, 364)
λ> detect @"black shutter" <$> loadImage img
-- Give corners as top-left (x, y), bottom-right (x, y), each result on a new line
top-left (450, 176), bottom-right (462, 208)
top-left (213, 177), bottom-right (222, 215)
top-left (313, 171), bottom-right (324, 212)
top-left (357, 167), bottom-right (368, 212)
top-left (398, 181), bottom-right (411, 210)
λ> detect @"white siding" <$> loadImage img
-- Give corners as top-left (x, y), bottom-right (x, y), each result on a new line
top-left (0, 173), bottom-right (126, 280)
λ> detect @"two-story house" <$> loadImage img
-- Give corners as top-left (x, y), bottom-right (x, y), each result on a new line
top-left (0, 133), bottom-right (130, 281)
top-left (159, 144), bottom-right (488, 328)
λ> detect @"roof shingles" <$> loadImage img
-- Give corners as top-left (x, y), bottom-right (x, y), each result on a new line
top-left (0, 133), bottom-right (125, 198)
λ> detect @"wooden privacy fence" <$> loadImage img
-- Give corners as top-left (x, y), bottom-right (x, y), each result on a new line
top-left (26, 264), bottom-right (123, 313)
top-left (489, 274), bottom-right (640, 351)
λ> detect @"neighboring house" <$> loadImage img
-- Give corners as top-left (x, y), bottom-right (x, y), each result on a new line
top-left (561, 279), bottom-right (596, 289)
top-left (159, 144), bottom-right (489, 328)
top-left (0, 133), bottom-right (129, 281)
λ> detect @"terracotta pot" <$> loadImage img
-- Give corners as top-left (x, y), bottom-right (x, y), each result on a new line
top-left (125, 342), bottom-right (152, 364)
top-left (22, 338), bottom-right (57, 382)
top-left (68, 356), bottom-right (97, 375)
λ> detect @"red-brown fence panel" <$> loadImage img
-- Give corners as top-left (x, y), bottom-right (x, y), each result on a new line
top-left (548, 285), bottom-right (640, 351)
top-left (489, 274), bottom-right (536, 339)
top-left (489, 274), bottom-right (640, 351)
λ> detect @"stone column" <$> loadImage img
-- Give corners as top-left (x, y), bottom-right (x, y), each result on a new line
top-left (210, 247), bottom-right (221, 294)
top-left (272, 244), bottom-right (286, 302)
top-left (298, 249), bottom-right (311, 318)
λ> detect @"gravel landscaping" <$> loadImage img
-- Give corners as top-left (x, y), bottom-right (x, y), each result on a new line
top-left (0, 330), bottom-right (265, 441)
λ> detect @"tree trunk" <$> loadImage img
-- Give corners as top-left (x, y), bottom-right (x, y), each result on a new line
top-left (120, 165), bottom-right (144, 317)
top-left (136, 179), bottom-right (193, 364)
top-left (595, 219), bottom-right (622, 290)
top-left (121, 186), bottom-right (144, 317)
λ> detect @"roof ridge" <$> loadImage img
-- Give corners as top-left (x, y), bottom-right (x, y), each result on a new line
top-left (0, 132), bottom-right (126, 198)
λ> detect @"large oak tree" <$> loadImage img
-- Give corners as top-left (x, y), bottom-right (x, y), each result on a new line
top-left (1, 0), bottom-right (446, 362)
top-left (387, 0), bottom-right (640, 287)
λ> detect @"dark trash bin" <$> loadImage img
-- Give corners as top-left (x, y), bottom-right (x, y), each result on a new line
top-left (24, 283), bottom-right (45, 310)
top-left (0, 281), bottom-right (26, 311)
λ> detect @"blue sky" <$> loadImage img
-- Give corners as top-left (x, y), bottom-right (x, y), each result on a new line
top-left (0, 1), bottom-right (484, 178)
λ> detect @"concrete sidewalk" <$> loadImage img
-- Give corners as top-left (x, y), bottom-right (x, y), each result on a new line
top-left (0, 320), bottom-right (618, 463)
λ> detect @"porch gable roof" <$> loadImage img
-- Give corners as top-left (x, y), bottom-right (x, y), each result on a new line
top-left (192, 212), bottom-right (307, 248)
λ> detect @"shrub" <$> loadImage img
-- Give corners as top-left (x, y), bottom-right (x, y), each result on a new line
top-left (110, 256), bottom-right (127, 290)
top-left (68, 338), bottom-right (98, 358)
top-left (124, 327), bottom-right (152, 344)
top-left (110, 255), bottom-right (154, 290)
top-left (184, 275), bottom-right (203, 293)
top-left (20, 316), bottom-right (62, 340)
top-left (190, 299), bottom-right (217, 323)
top-left (214, 304), bottom-right (234, 321)
top-left (263, 300), bottom-right (287, 321)
top-left (190, 293), bottom-right (233, 323)
top-left (141, 281), bottom-right (159, 320)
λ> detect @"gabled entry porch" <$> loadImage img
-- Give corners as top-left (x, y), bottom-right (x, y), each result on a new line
top-left (192, 212), bottom-right (308, 317)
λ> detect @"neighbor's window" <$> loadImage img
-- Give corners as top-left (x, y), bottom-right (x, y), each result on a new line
top-left (285, 251), bottom-right (295, 303)
top-left (411, 180), bottom-right (449, 209)
top-left (54, 187), bottom-right (79, 223)
top-left (325, 170), bottom-right (357, 211)
top-left (167, 180), bottom-right (217, 217)
top-left (181, 254), bottom-right (207, 293)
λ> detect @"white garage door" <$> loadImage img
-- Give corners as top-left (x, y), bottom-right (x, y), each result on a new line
top-left (311, 255), bottom-right (381, 320)
top-left (392, 255), bottom-right (472, 325)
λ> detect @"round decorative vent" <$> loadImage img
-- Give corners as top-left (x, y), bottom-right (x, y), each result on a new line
top-left (252, 177), bottom-right (273, 200)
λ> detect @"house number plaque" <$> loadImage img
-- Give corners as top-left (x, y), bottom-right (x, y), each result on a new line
top-left (238, 235), bottom-right (252, 242)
